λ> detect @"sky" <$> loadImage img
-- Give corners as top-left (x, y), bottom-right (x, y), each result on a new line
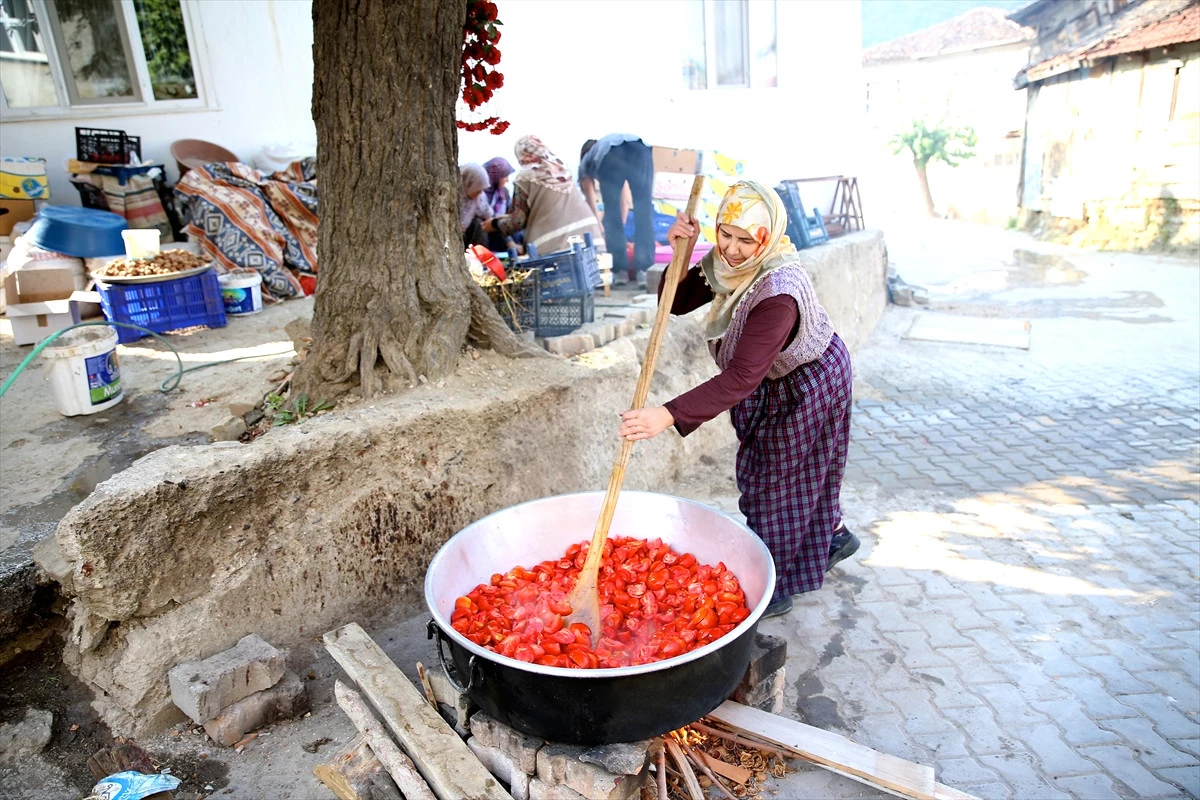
top-left (862, 0), bottom-right (1032, 48)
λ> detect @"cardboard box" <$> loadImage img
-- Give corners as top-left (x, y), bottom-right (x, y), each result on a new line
top-left (652, 146), bottom-right (701, 175)
top-left (6, 298), bottom-right (81, 346)
top-left (0, 199), bottom-right (36, 236)
top-left (3, 267), bottom-right (77, 304)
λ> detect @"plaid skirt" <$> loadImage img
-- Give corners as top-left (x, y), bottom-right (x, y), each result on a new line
top-left (731, 334), bottom-right (853, 599)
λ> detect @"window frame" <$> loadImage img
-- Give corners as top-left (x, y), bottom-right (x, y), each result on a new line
top-left (688, 0), bottom-right (778, 91)
top-left (0, 0), bottom-right (213, 120)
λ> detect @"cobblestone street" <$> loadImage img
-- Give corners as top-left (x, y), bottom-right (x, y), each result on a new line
top-left (708, 221), bottom-right (1200, 799)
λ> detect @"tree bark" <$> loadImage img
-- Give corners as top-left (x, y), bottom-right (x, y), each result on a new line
top-left (914, 160), bottom-right (936, 217)
top-left (296, 0), bottom-right (544, 403)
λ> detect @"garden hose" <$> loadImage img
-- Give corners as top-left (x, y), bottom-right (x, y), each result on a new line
top-left (0, 320), bottom-right (295, 399)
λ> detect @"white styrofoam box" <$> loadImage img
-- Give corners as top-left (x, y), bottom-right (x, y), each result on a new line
top-left (7, 298), bottom-right (81, 346)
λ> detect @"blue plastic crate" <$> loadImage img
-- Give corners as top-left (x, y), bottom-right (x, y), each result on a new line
top-left (524, 235), bottom-right (600, 300)
top-left (97, 269), bottom-right (227, 343)
top-left (536, 291), bottom-right (594, 337)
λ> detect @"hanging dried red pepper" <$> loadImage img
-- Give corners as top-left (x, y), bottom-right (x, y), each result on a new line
top-left (458, 0), bottom-right (509, 135)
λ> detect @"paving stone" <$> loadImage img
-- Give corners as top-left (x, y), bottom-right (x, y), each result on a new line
top-left (168, 634), bottom-right (286, 725)
top-left (912, 729), bottom-right (970, 760)
top-left (857, 601), bottom-right (921, 632)
top-left (941, 705), bottom-right (1016, 756)
top-left (1101, 717), bottom-right (1198, 769)
top-left (1016, 723), bottom-right (1103, 777)
top-left (933, 756), bottom-right (1002, 787)
top-left (1053, 773), bottom-right (1125, 799)
top-left (882, 630), bottom-right (953, 670)
top-left (973, 683), bottom-right (1053, 728)
top-left (1157, 765), bottom-right (1200, 798)
top-left (1028, 698), bottom-right (1120, 746)
top-left (1075, 656), bottom-right (1153, 695)
top-left (1055, 675), bottom-right (1141, 719)
top-left (976, 753), bottom-right (1073, 799)
top-left (934, 646), bottom-right (1008, 684)
top-left (1074, 745), bottom-right (1183, 798)
top-left (1115, 693), bottom-right (1200, 739)
top-left (1137, 670), bottom-right (1200, 714)
top-left (880, 689), bottom-right (956, 736)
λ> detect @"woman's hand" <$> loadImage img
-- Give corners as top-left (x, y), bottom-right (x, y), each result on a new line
top-left (666, 213), bottom-right (699, 248)
top-left (619, 407), bottom-right (674, 441)
top-left (482, 218), bottom-right (496, 234)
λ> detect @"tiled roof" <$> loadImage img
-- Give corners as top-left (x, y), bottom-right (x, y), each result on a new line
top-left (1015, 0), bottom-right (1200, 86)
top-left (863, 7), bottom-right (1034, 66)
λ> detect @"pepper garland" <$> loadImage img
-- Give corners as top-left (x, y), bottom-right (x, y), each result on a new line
top-left (458, 0), bottom-right (508, 134)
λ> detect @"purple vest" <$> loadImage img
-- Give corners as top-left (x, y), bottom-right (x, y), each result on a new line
top-left (710, 264), bottom-right (834, 379)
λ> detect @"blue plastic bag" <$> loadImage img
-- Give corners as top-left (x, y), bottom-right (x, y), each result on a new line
top-left (87, 771), bottom-right (181, 800)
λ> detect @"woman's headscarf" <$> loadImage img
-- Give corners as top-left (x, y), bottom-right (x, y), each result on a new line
top-left (460, 163), bottom-right (490, 229)
top-left (699, 180), bottom-right (799, 340)
top-left (513, 135), bottom-right (574, 193)
top-left (484, 157), bottom-right (513, 190)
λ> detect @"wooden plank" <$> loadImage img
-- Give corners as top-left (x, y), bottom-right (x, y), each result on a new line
top-left (664, 738), bottom-right (705, 800)
top-left (323, 623), bottom-right (511, 800)
top-left (697, 752), bottom-right (752, 785)
top-left (312, 732), bottom-right (402, 800)
top-left (708, 700), bottom-right (938, 800)
top-left (333, 681), bottom-right (437, 800)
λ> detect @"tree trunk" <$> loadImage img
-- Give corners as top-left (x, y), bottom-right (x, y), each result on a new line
top-left (296, 0), bottom-right (544, 403)
top-left (914, 159), bottom-right (936, 217)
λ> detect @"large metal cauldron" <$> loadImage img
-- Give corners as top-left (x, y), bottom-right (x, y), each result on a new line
top-left (425, 491), bottom-right (775, 745)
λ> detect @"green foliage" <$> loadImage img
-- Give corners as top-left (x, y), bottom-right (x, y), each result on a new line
top-left (890, 118), bottom-right (978, 169)
top-left (270, 393), bottom-right (335, 426)
top-left (133, 0), bottom-right (196, 99)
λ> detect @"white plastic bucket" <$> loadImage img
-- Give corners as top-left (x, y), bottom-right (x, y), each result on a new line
top-left (219, 269), bottom-right (263, 315)
top-left (41, 326), bottom-right (123, 416)
top-left (121, 229), bottom-right (160, 259)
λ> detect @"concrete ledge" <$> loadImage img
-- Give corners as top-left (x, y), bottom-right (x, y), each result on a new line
top-left (644, 230), bottom-right (886, 351)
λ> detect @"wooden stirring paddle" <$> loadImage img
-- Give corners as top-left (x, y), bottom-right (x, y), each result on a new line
top-left (566, 175), bottom-right (707, 644)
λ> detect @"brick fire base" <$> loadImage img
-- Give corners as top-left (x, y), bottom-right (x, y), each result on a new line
top-left (434, 632), bottom-right (786, 800)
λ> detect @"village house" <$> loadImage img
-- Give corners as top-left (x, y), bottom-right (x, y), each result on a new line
top-left (862, 6), bottom-right (1034, 224)
top-left (1008, 0), bottom-right (1200, 248)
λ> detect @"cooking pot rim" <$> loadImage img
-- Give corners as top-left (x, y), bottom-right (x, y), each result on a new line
top-left (425, 490), bottom-right (776, 679)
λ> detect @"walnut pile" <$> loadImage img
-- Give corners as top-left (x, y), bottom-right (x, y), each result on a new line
top-left (97, 249), bottom-right (210, 278)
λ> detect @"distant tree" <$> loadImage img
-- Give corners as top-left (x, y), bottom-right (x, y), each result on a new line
top-left (890, 119), bottom-right (977, 217)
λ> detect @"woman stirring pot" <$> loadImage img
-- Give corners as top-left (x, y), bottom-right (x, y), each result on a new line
top-left (618, 181), bottom-right (859, 617)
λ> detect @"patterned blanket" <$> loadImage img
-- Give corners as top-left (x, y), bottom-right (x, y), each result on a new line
top-left (175, 159), bottom-right (318, 300)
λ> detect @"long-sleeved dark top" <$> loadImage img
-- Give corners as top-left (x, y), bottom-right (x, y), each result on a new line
top-left (659, 266), bottom-right (799, 436)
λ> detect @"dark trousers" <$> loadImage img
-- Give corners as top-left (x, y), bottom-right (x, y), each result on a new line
top-left (596, 141), bottom-right (654, 279)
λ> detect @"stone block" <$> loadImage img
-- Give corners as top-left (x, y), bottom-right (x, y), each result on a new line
top-left (169, 634), bottom-right (286, 724)
top-left (528, 778), bottom-right (588, 800)
top-left (734, 668), bottom-right (785, 714)
top-left (425, 666), bottom-right (474, 736)
top-left (470, 711), bottom-right (543, 774)
top-left (31, 535), bottom-right (73, 592)
top-left (580, 322), bottom-right (615, 347)
top-left (469, 738), bottom-right (531, 800)
top-left (211, 416), bottom-right (247, 442)
top-left (202, 670), bottom-right (308, 747)
top-left (537, 743), bottom-right (646, 800)
top-left (615, 320), bottom-right (637, 338)
top-left (579, 740), bottom-right (653, 775)
top-left (545, 334), bottom-right (595, 357)
top-left (742, 632), bottom-right (787, 686)
top-left (0, 708), bottom-right (52, 765)
top-left (644, 265), bottom-right (665, 296)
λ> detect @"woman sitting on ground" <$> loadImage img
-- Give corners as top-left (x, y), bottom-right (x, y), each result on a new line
top-left (460, 163), bottom-right (491, 248)
top-left (484, 136), bottom-right (602, 256)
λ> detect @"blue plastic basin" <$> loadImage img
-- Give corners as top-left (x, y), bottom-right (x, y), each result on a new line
top-left (26, 206), bottom-right (128, 257)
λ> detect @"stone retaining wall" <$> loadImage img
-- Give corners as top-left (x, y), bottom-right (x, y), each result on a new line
top-left (42, 231), bottom-right (888, 736)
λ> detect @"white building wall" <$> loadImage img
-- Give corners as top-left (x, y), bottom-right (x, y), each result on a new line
top-left (458, 0), bottom-right (865, 187)
top-left (0, 0), bottom-right (316, 203)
